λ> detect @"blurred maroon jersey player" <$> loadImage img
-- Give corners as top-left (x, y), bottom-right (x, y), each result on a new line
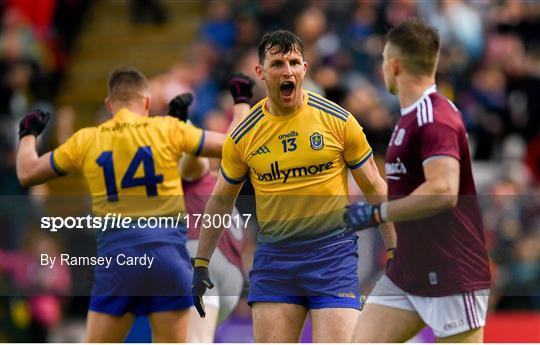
top-left (183, 172), bottom-right (243, 269)
top-left (385, 86), bottom-right (490, 296)
top-left (176, 73), bottom-right (253, 342)
top-left (183, 165), bottom-right (245, 342)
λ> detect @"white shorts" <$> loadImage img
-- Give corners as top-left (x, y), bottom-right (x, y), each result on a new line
top-left (187, 240), bottom-right (244, 324)
top-left (366, 274), bottom-right (489, 338)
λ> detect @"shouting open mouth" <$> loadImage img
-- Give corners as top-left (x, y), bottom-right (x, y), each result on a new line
top-left (280, 81), bottom-right (295, 99)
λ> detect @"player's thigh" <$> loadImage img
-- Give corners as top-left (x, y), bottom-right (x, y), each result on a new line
top-left (148, 309), bottom-right (190, 343)
top-left (311, 307), bottom-right (360, 342)
top-left (437, 327), bottom-right (484, 343)
top-left (355, 274), bottom-right (425, 342)
top-left (252, 302), bottom-right (308, 342)
top-left (354, 303), bottom-right (425, 343)
top-left (85, 311), bottom-right (134, 342)
top-left (410, 289), bottom-right (489, 339)
top-left (187, 304), bottom-right (219, 343)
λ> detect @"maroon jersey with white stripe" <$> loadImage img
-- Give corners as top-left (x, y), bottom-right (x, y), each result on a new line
top-left (385, 85), bottom-right (490, 296)
top-left (183, 173), bottom-right (244, 268)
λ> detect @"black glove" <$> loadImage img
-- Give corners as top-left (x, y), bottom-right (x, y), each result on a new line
top-left (168, 93), bottom-right (193, 122)
top-left (191, 257), bottom-right (214, 318)
top-left (228, 73), bottom-right (255, 104)
top-left (18, 109), bottom-right (51, 139)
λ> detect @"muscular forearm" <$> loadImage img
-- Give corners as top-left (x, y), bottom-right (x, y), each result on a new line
top-left (386, 181), bottom-right (457, 222)
top-left (17, 136), bottom-right (39, 186)
top-left (378, 222), bottom-right (397, 249)
top-left (227, 103), bottom-right (250, 133)
top-left (196, 195), bottom-right (236, 260)
top-left (17, 136), bottom-right (58, 186)
top-left (363, 175), bottom-right (397, 249)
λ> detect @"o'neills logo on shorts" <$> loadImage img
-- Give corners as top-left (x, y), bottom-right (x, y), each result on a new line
top-left (256, 160), bottom-right (333, 183)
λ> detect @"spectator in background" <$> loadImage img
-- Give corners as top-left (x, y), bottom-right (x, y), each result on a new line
top-left (343, 84), bottom-right (393, 156)
top-left (199, 0), bottom-right (235, 53)
top-left (0, 230), bottom-right (71, 342)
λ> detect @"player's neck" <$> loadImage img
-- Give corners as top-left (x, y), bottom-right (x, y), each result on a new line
top-left (397, 75), bottom-right (436, 109)
top-left (265, 92), bottom-right (304, 116)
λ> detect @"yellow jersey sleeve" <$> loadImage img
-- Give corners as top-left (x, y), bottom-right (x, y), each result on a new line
top-left (169, 118), bottom-right (204, 157)
top-left (343, 116), bottom-right (373, 169)
top-left (220, 135), bottom-right (248, 184)
top-left (51, 128), bottom-right (94, 175)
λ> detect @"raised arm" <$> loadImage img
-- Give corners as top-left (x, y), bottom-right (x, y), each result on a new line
top-left (16, 110), bottom-right (60, 186)
top-left (194, 74), bottom-right (255, 158)
top-left (179, 100), bottom-right (250, 179)
top-left (175, 74), bottom-right (254, 179)
top-left (227, 73), bottom-right (255, 130)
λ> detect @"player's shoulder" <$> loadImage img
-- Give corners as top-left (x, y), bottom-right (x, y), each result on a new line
top-left (305, 90), bottom-right (351, 123)
top-left (59, 126), bottom-right (97, 158)
top-left (415, 92), bottom-right (464, 132)
top-left (143, 115), bottom-right (193, 136)
top-left (229, 99), bottom-right (265, 145)
top-left (70, 126), bottom-right (97, 142)
top-left (147, 114), bottom-right (180, 127)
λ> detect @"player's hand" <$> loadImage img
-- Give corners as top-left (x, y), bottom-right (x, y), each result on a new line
top-left (191, 257), bottom-right (214, 318)
top-left (228, 73), bottom-right (255, 104)
top-left (168, 93), bottom-right (193, 122)
top-left (344, 202), bottom-right (382, 231)
top-left (18, 109), bottom-right (51, 139)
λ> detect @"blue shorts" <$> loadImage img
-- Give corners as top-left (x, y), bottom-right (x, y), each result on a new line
top-left (248, 233), bottom-right (361, 310)
top-left (89, 226), bottom-right (193, 316)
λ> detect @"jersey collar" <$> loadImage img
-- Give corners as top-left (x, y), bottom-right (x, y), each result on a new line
top-left (262, 90), bottom-right (309, 121)
top-left (400, 85), bottom-right (437, 116)
top-left (114, 108), bottom-right (141, 120)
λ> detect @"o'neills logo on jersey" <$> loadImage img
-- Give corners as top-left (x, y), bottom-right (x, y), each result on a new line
top-left (385, 157), bottom-right (407, 177)
top-left (278, 131), bottom-right (299, 140)
top-left (257, 160), bottom-right (334, 183)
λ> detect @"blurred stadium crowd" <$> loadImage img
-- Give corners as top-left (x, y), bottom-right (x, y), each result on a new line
top-left (0, 0), bottom-right (539, 341)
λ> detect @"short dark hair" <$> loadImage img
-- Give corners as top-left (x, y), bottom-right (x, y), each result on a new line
top-left (108, 67), bottom-right (148, 102)
top-left (258, 30), bottom-right (304, 64)
top-left (385, 18), bottom-right (440, 76)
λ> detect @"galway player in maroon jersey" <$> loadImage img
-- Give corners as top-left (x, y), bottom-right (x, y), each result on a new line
top-left (183, 172), bottom-right (246, 342)
top-left (344, 19), bottom-right (490, 342)
top-left (168, 74), bottom-right (253, 342)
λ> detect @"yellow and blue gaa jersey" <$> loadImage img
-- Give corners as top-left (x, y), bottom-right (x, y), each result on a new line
top-left (221, 90), bottom-right (372, 243)
top-left (51, 108), bottom-right (204, 217)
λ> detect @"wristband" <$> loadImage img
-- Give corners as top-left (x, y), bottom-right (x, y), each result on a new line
top-left (380, 201), bottom-right (388, 222)
top-left (193, 257), bottom-right (210, 268)
top-left (386, 247), bottom-right (395, 260)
